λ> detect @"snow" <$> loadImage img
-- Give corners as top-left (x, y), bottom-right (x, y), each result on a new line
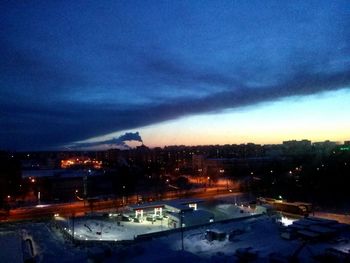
top-left (0, 231), bottom-right (23, 263)
top-left (124, 216), bottom-right (299, 262)
top-left (172, 217), bottom-right (292, 259)
top-left (0, 222), bottom-right (87, 263)
top-left (123, 215), bottom-right (350, 262)
top-left (279, 216), bottom-right (296, 226)
top-left (1, 196), bottom-right (350, 262)
top-left (55, 199), bottom-right (256, 242)
top-left (60, 216), bottom-right (172, 241)
top-left (0, 215), bottom-right (308, 262)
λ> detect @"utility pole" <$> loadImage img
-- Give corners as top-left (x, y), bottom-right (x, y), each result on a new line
top-left (180, 211), bottom-right (184, 251)
top-left (83, 175), bottom-right (87, 207)
top-left (72, 213), bottom-right (75, 244)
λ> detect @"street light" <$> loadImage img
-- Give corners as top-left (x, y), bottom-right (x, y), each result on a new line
top-left (122, 185), bottom-right (126, 205)
top-left (180, 211), bottom-right (184, 251)
top-left (197, 169), bottom-right (202, 184)
top-left (71, 213), bottom-right (76, 243)
top-left (219, 169), bottom-right (226, 189)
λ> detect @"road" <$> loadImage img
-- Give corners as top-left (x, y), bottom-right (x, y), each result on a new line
top-left (2, 187), bottom-right (242, 222)
top-left (3, 188), bottom-right (350, 225)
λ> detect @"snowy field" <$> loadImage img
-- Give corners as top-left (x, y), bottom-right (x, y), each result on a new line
top-left (0, 231), bottom-right (23, 263)
top-left (57, 216), bottom-right (172, 241)
top-left (0, 222), bottom-right (87, 263)
top-left (2, 195), bottom-right (348, 262)
top-left (172, 217), bottom-right (296, 259)
top-left (1, 214), bottom-right (350, 262)
top-left (55, 199), bottom-right (256, 242)
top-left (126, 216), bottom-right (350, 263)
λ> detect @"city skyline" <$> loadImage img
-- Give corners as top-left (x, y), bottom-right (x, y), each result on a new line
top-left (1, 1), bottom-right (350, 150)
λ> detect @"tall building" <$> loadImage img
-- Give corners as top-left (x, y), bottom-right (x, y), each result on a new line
top-left (282, 140), bottom-right (312, 155)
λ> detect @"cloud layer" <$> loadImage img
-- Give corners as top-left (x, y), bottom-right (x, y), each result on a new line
top-left (70, 132), bottom-right (142, 149)
top-left (1, 0), bottom-right (350, 150)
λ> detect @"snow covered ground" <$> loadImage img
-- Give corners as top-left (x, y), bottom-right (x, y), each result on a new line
top-left (124, 216), bottom-right (350, 262)
top-left (2, 195), bottom-right (349, 262)
top-left (0, 231), bottom-right (23, 263)
top-left (0, 221), bottom-right (87, 263)
top-left (62, 216), bottom-right (172, 241)
top-left (54, 199), bottom-right (255, 242)
top-left (1, 214), bottom-right (350, 262)
top-left (164, 216), bottom-right (296, 260)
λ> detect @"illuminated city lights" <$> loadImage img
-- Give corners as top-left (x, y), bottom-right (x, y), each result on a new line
top-left (61, 158), bottom-right (102, 169)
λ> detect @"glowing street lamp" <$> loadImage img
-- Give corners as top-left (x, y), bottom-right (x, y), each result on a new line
top-left (207, 176), bottom-right (211, 187)
top-left (180, 211), bottom-right (185, 251)
top-left (122, 185), bottom-right (126, 205)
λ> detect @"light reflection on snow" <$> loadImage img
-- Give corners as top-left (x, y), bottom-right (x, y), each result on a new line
top-left (279, 216), bottom-right (295, 226)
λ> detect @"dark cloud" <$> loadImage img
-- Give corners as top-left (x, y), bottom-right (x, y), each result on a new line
top-left (1, 0), bottom-right (350, 150)
top-left (0, 40), bottom-right (88, 94)
top-left (2, 63), bottom-right (350, 150)
top-left (136, 53), bottom-right (243, 89)
top-left (69, 132), bottom-right (143, 149)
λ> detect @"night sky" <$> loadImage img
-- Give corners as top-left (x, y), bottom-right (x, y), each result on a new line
top-left (1, 1), bottom-right (350, 150)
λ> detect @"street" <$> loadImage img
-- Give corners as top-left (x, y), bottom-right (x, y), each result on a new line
top-left (3, 187), bottom-right (242, 222)
top-left (3, 187), bottom-right (350, 225)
